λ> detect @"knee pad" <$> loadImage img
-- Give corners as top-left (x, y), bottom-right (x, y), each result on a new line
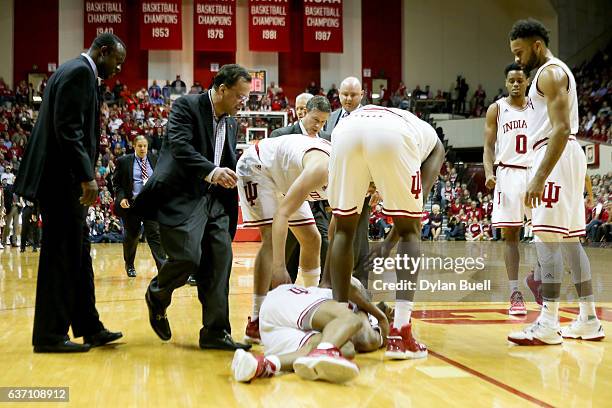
top-left (534, 240), bottom-right (563, 284)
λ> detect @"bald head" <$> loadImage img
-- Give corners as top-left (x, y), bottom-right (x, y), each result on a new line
top-left (295, 92), bottom-right (314, 120)
top-left (339, 76), bottom-right (363, 113)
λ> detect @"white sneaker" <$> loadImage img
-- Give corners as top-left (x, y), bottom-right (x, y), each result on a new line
top-left (508, 320), bottom-right (562, 346)
top-left (561, 318), bottom-right (605, 341)
top-left (231, 349), bottom-right (277, 382)
top-left (293, 347), bottom-right (359, 383)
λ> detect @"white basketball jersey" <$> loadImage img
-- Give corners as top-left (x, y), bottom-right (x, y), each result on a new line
top-left (494, 98), bottom-right (531, 167)
top-left (527, 57), bottom-right (579, 150)
top-left (257, 134), bottom-right (332, 201)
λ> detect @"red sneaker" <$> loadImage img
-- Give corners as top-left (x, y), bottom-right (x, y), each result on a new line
top-left (525, 271), bottom-right (543, 305)
top-left (232, 349), bottom-right (277, 382)
top-left (509, 291), bottom-right (527, 315)
top-left (293, 347), bottom-right (359, 383)
top-left (244, 316), bottom-right (261, 344)
top-left (385, 323), bottom-right (428, 359)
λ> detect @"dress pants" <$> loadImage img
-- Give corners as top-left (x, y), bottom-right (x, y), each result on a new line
top-left (148, 194), bottom-right (233, 334)
top-left (121, 211), bottom-right (166, 270)
top-left (33, 186), bottom-right (104, 346)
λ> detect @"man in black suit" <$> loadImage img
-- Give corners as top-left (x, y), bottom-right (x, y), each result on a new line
top-left (112, 135), bottom-right (166, 277)
top-left (14, 33), bottom-right (126, 353)
top-left (323, 76), bottom-right (375, 287)
top-left (269, 96), bottom-right (331, 283)
top-left (137, 64), bottom-right (251, 350)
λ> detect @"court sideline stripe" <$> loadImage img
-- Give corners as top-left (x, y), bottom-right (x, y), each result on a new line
top-left (428, 349), bottom-right (555, 408)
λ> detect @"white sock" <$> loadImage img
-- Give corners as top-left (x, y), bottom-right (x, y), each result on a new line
top-left (265, 355), bottom-right (281, 373)
top-left (509, 280), bottom-right (519, 295)
top-left (299, 267), bottom-right (321, 287)
top-left (252, 295), bottom-right (266, 320)
top-left (578, 295), bottom-right (597, 320)
top-left (316, 342), bottom-right (335, 350)
top-left (393, 300), bottom-right (414, 329)
top-left (539, 300), bottom-right (559, 326)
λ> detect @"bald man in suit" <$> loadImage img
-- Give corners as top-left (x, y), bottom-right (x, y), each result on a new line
top-left (323, 77), bottom-right (372, 287)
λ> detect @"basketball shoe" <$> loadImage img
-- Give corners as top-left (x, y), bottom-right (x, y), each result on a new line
top-left (507, 320), bottom-right (562, 345)
top-left (232, 349), bottom-right (278, 382)
top-left (561, 318), bottom-right (605, 341)
top-left (524, 270), bottom-right (543, 305)
top-left (509, 290), bottom-right (527, 315)
top-left (244, 316), bottom-right (261, 344)
top-left (293, 347), bottom-right (359, 383)
top-left (385, 323), bottom-right (428, 359)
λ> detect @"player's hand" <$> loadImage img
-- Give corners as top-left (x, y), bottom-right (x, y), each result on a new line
top-left (485, 175), bottom-right (496, 190)
top-left (378, 315), bottom-right (390, 347)
top-left (369, 190), bottom-right (382, 207)
top-left (120, 198), bottom-right (130, 209)
top-left (79, 180), bottom-right (99, 207)
top-left (525, 177), bottom-right (545, 208)
top-left (271, 265), bottom-right (291, 288)
top-left (211, 167), bottom-right (238, 189)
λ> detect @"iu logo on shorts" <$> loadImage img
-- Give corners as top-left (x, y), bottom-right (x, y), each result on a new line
top-left (243, 181), bottom-right (258, 206)
top-left (541, 181), bottom-right (561, 208)
top-left (411, 171), bottom-right (422, 199)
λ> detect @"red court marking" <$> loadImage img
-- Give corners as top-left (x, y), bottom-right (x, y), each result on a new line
top-left (428, 349), bottom-right (555, 408)
top-left (559, 307), bottom-right (612, 322)
top-left (413, 309), bottom-right (573, 325)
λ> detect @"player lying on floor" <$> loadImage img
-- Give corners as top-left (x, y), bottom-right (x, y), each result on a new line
top-left (232, 278), bottom-right (390, 384)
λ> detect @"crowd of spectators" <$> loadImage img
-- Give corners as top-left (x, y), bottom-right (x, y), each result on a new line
top-left (575, 43), bottom-right (612, 144)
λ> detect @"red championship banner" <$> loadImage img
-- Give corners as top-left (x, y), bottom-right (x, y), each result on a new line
top-left (139, 0), bottom-right (182, 50)
top-left (83, 1), bottom-right (127, 48)
top-left (303, 0), bottom-right (342, 52)
top-left (248, 0), bottom-right (290, 52)
top-left (194, 0), bottom-right (236, 52)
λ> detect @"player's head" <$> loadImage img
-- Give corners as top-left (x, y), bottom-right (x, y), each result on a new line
top-left (339, 77), bottom-right (364, 113)
top-left (509, 18), bottom-right (550, 73)
top-left (504, 62), bottom-right (528, 98)
top-left (295, 93), bottom-right (314, 120)
top-left (212, 64), bottom-right (252, 115)
top-left (302, 95), bottom-right (331, 136)
top-left (133, 135), bottom-right (148, 158)
top-left (504, 62), bottom-right (528, 97)
top-left (90, 33), bottom-right (126, 80)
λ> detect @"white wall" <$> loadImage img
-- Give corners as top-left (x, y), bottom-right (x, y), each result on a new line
top-left (320, 0), bottom-right (361, 90)
top-left (438, 117), bottom-right (485, 148)
top-left (402, 0), bottom-right (558, 103)
top-left (235, 0), bottom-right (278, 87)
top-left (0, 0), bottom-right (14, 87)
top-left (148, 0), bottom-right (194, 87)
top-left (59, 0), bottom-right (85, 64)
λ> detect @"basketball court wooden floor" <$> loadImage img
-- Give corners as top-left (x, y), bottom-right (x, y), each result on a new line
top-left (1, 242), bottom-right (611, 407)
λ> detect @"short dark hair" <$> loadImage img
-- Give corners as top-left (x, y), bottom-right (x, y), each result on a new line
top-left (91, 33), bottom-right (126, 51)
top-left (509, 18), bottom-right (550, 46)
top-left (306, 95), bottom-right (331, 113)
top-left (504, 62), bottom-right (525, 77)
top-left (212, 64), bottom-right (251, 90)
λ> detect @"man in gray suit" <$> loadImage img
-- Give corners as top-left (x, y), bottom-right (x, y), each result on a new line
top-left (323, 77), bottom-right (373, 287)
top-left (269, 96), bottom-right (331, 284)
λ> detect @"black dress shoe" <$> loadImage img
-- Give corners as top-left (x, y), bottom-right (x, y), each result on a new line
top-left (186, 275), bottom-right (197, 286)
top-left (126, 264), bottom-right (137, 277)
top-left (34, 340), bottom-right (91, 353)
top-left (199, 330), bottom-right (252, 351)
top-left (145, 290), bottom-right (171, 340)
top-left (84, 329), bottom-right (123, 347)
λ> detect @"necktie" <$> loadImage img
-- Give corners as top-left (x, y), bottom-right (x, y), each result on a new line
top-left (214, 117), bottom-right (226, 166)
top-left (140, 157), bottom-right (148, 179)
top-left (341, 110), bottom-right (350, 119)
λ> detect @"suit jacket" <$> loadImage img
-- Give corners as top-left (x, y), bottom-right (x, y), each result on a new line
top-left (134, 93), bottom-right (239, 236)
top-left (15, 55), bottom-right (99, 199)
top-left (322, 109), bottom-right (343, 134)
top-left (112, 153), bottom-right (158, 218)
top-left (269, 121), bottom-right (331, 141)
